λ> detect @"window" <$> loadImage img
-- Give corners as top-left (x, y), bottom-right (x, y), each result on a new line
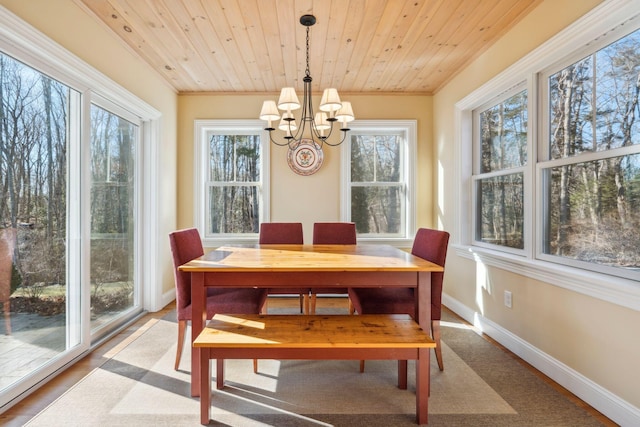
top-left (473, 89), bottom-right (528, 250)
top-left (341, 120), bottom-right (416, 242)
top-left (458, 0), bottom-right (640, 305)
top-left (539, 27), bottom-right (640, 278)
top-left (194, 120), bottom-right (270, 244)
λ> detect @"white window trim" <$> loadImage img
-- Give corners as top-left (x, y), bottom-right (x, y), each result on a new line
top-left (454, 0), bottom-right (640, 312)
top-left (194, 119), bottom-right (270, 247)
top-left (340, 119), bottom-right (416, 246)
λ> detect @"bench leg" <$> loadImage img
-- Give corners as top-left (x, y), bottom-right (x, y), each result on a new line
top-left (416, 348), bottom-right (429, 425)
top-left (200, 349), bottom-right (210, 425)
top-left (397, 360), bottom-right (408, 389)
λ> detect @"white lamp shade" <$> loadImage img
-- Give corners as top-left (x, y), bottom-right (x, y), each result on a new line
top-left (335, 101), bottom-right (355, 122)
top-left (277, 87), bottom-right (300, 111)
top-left (259, 100), bottom-right (280, 121)
top-left (279, 112), bottom-right (297, 131)
top-left (314, 112), bottom-right (330, 130)
top-left (319, 88), bottom-right (342, 112)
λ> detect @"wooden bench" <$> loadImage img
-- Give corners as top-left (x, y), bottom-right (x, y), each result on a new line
top-left (193, 313), bottom-right (436, 425)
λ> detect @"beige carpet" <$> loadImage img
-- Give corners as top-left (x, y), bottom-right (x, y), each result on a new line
top-left (25, 309), bottom-right (606, 426)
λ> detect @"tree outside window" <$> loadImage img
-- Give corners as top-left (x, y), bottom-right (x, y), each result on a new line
top-left (543, 28), bottom-right (640, 272)
top-left (89, 104), bottom-right (137, 329)
top-left (194, 120), bottom-right (269, 243)
top-left (207, 134), bottom-right (261, 234)
top-left (474, 90), bottom-right (528, 249)
top-left (344, 121), bottom-right (416, 240)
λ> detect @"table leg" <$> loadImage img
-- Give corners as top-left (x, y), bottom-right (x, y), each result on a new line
top-left (200, 348), bottom-right (210, 425)
top-left (416, 347), bottom-right (429, 425)
top-left (397, 360), bottom-right (408, 389)
top-left (216, 359), bottom-right (224, 389)
top-left (191, 272), bottom-right (206, 397)
top-left (416, 271), bottom-right (432, 331)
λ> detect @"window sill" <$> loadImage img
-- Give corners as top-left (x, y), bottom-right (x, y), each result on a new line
top-left (203, 236), bottom-right (414, 249)
top-left (453, 244), bottom-right (640, 312)
top-left (203, 236), bottom-right (258, 248)
top-left (357, 237), bottom-right (413, 248)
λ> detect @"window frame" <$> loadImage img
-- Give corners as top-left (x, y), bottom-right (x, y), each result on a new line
top-left (194, 119), bottom-right (270, 246)
top-left (454, 0), bottom-right (640, 312)
top-left (472, 84), bottom-right (533, 256)
top-left (536, 28), bottom-right (640, 281)
top-left (340, 119), bottom-right (416, 246)
top-left (88, 96), bottom-right (144, 336)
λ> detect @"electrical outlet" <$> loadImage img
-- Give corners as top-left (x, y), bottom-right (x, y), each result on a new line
top-left (504, 290), bottom-right (512, 308)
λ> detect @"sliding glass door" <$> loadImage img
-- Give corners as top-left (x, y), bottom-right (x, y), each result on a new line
top-left (0, 53), bottom-right (79, 396)
top-left (0, 52), bottom-right (143, 407)
top-left (89, 104), bottom-right (140, 334)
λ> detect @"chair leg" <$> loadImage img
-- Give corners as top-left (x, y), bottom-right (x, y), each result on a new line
top-left (432, 320), bottom-right (444, 371)
top-left (253, 359), bottom-right (258, 373)
top-left (310, 293), bottom-right (317, 315)
top-left (359, 360), bottom-right (365, 373)
top-left (298, 293), bottom-right (303, 313)
top-left (303, 293), bottom-right (310, 314)
top-left (175, 319), bottom-right (187, 370)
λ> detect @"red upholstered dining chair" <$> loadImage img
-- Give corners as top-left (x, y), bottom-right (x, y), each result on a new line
top-left (169, 228), bottom-right (268, 371)
top-left (348, 227), bottom-right (450, 371)
top-left (310, 222), bottom-right (357, 314)
top-left (259, 222), bottom-right (308, 313)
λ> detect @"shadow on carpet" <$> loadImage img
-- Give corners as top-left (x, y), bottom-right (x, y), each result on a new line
top-left (25, 309), bottom-right (606, 427)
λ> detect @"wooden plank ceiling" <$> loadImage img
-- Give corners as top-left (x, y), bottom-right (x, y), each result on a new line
top-left (76, 0), bottom-right (543, 94)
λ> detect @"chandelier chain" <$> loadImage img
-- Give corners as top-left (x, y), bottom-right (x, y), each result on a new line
top-left (305, 26), bottom-right (311, 78)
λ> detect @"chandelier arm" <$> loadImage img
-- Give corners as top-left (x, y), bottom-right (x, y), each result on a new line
top-left (268, 130), bottom-right (293, 146)
top-left (287, 94), bottom-right (307, 145)
top-left (322, 129), bottom-right (350, 146)
top-left (315, 119), bottom-right (334, 140)
top-left (289, 116), bottom-right (303, 142)
top-left (303, 74), bottom-right (321, 143)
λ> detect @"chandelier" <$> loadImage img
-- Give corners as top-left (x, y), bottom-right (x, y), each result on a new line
top-left (259, 14), bottom-right (355, 150)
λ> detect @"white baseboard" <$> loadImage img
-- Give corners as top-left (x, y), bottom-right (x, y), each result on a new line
top-left (442, 293), bottom-right (640, 427)
top-left (159, 289), bottom-right (176, 312)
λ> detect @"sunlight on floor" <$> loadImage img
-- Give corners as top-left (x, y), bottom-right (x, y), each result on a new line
top-left (440, 320), bottom-right (474, 330)
top-left (219, 385), bottom-right (333, 426)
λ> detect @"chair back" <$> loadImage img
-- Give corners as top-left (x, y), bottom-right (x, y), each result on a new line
top-left (312, 222), bottom-right (356, 244)
top-left (169, 228), bottom-right (204, 313)
top-left (411, 228), bottom-right (450, 320)
top-left (259, 222), bottom-right (303, 244)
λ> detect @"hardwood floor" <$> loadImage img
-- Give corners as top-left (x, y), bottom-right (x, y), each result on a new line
top-left (0, 297), bottom-right (616, 426)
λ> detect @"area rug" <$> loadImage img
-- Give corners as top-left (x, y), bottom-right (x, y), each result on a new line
top-left (25, 310), bottom-right (606, 426)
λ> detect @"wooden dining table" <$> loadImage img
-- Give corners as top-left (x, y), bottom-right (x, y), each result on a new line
top-left (178, 243), bottom-right (444, 398)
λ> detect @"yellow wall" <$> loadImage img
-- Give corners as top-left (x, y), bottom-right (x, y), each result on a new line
top-left (0, 0), bottom-right (179, 295)
top-left (178, 94), bottom-right (433, 243)
top-left (434, 0), bottom-right (639, 409)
